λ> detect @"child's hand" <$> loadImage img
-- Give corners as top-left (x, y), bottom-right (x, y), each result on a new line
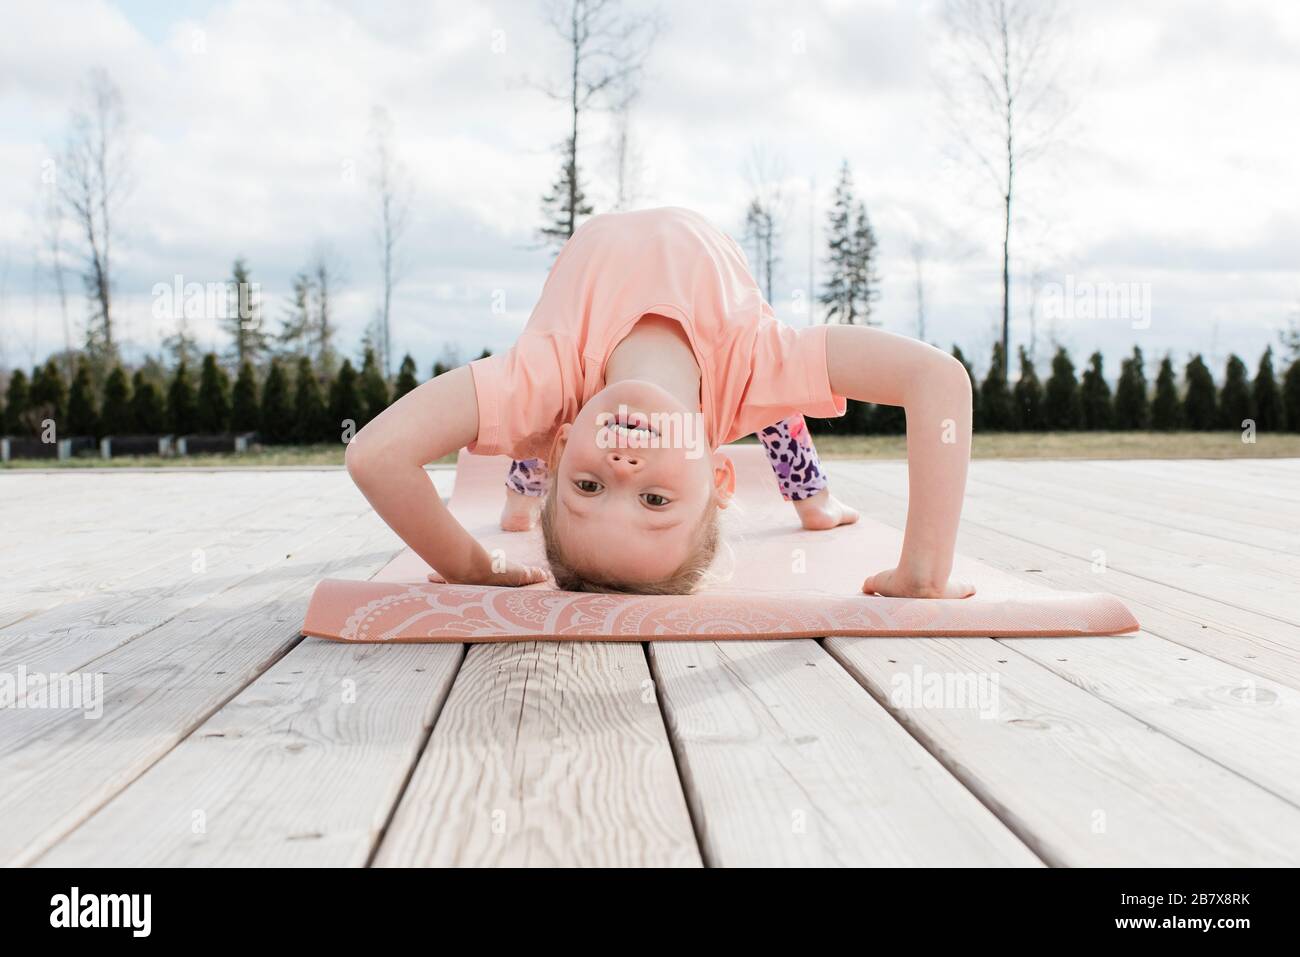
top-left (862, 567), bottom-right (975, 599)
top-left (426, 560), bottom-right (549, 588)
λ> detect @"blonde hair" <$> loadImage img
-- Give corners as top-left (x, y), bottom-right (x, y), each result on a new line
top-left (540, 483), bottom-right (721, 595)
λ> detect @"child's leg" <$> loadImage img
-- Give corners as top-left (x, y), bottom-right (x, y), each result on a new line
top-left (501, 458), bottom-right (548, 531)
top-left (757, 416), bottom-right (858, 530)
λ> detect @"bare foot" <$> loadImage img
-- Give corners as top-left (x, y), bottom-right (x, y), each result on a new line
top-left (793, 490), bottom-right (860, 531)
top-left (500, 488), bottom-right (542, 531)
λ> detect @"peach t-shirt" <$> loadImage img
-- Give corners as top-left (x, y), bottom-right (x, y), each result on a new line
top-left (467, 206), bottom-right (846, 460)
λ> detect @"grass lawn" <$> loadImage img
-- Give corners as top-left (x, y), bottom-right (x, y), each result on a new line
top-left (2, 432), bottom-right (1299, 469)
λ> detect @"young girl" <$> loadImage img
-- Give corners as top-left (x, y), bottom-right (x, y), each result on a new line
top-left (347, 206), bottom-right (975, 598)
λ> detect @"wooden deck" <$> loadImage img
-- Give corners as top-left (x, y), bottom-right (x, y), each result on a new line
top-left (1, 457), bottom-right (1297, 867)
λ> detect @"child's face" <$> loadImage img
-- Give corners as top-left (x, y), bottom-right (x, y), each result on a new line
top-left (550, 379), bottom-right (733, 583)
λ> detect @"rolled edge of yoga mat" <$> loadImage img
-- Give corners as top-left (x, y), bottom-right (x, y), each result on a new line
top-left (301, 579), bottom-right (1140, 643)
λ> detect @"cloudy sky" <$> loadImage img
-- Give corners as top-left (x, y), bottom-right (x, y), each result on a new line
top-left (1, 0), bottom-right (1298, 380)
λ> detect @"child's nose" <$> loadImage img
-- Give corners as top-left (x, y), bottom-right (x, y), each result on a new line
top-left (605, 450), bottom-right (642, 473)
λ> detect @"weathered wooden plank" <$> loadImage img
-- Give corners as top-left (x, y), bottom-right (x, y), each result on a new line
top-left (373, 641), bottom-right (703, 868)
top-left (649, 638), bottom-right (1040, 866)
top-left (0, 476), bottom-right (372, 677)
top-left (0, 510), bottom-right (402, 866)
top-left (834, 466), bottom-right (1300, 691)
top-left (826, 635), bottom-right (1300, 865)
top-left (37, 641), bottom-right (461, 867)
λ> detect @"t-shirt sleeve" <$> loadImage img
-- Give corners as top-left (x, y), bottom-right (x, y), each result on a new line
top-left (466, 334), bottom-right (577, 460)
top-left (734, 321), bottom-right (846, 437)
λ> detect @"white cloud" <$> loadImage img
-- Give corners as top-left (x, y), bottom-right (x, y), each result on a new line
top-left (0, 0), bottom-right (1296, 379)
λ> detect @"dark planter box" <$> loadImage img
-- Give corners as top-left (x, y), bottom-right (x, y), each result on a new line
top-left (100, 435), bottom-right (174, 458)
top-left (0, 436), bottom-right (97, 461)
top-left (178, 434), bottom-right (236, 455)
top-left (2, 437), bottom-right (60, 460)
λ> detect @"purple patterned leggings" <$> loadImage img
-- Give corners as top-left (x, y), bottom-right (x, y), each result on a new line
top-left (505, 415), bottom-right (827, 502)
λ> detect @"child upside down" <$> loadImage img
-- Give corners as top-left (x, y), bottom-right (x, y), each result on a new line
top-left (347, 207), bottom-right (974, 598)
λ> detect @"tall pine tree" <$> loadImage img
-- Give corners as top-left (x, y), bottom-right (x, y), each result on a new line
top-left (819, 162), bottom-right (879, 325)
top-left (225, 258), bottom-right (271, 367)
top-left (539, 135), bottom-right (593, 252)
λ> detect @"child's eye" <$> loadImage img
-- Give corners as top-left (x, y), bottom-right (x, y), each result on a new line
top-left (574, 479), bottom-right (603, 494)
top-left (640, 493), bottom-right (671, 508)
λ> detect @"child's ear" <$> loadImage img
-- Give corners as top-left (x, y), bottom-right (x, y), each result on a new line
top-left (547, 423), bottom-right (571, 467)
top-left (711, 452), bottom-right (736, 508)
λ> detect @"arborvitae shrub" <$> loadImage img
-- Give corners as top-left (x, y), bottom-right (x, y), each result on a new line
top-left (67, 359), bottom-right (100, 437)
top-left (293, 356), bottom-right (330, 443)
top-left (1252, 347), bottom-right (1285, 431)
top-left (1043, 347), bottom-right (1083, 430)
top-left (196, 353), bottom-right (232, 433)
top-left (1182, 355), bottom-right (1217, 430)
top-left (100, 365), bottom-right (133, 435)
top-left (1217, 354), bottom-right (1253, 430)
top-left (259, 359), bottom-right (293, 444)
top-left (131, 371), bottom-right (167, 433)
top-left (1080, 352), bottom-right (1114, 430)
top-left (979, 342), bottom-right (1014, 431)
top-left (1151, 356), bottom-right (1182, 430)
top-left (1113, 347), bottom-right (1149, 429)
top-left (28, 359), bottom-right (69, 433)
top-left (329, 359), bottom-right (361, 442)
top-left (952, 345), bottom-right (981, 430)
top-left (230, 361), bottom-right (260, 433)
top-left (167, 361), bottom-right (198, 435)
top-left (359, 348), bottom-right (390, 426)
top-left (393, 353), bottom-right (419, 402)
top-left (3, 369), bottom-right (29, 435)
top-left (1012, 347), bottom-right (1044, 431)
top-left (1282, 358), bottom-right (1300, 433)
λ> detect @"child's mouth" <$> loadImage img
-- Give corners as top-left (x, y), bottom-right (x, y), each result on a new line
top-left (612, 410), bottom-right (657, 438)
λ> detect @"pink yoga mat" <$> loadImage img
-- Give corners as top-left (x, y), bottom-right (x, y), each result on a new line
top-left (302, 446), bottom-right (1139, 642)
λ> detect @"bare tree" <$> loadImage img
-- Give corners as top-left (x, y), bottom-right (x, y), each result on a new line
top-left (369, 106), bottom-right (410, 377)
top-left (742, 147), bottom-right (788, 304)
top-left (59, 68), bottom-right (130, 363)
top-left (41, 182), bottom-right (73, 376)
top-left (538, 0), bottom-right (659, 249)
top-left (608, 79), bottom-right (645, 210)
top-left (309, 245), bottom-right (344, 377)
top-left (939, 0), bottom-right (1069, 375)
top-left (911, 240), bottom-right (928, 342)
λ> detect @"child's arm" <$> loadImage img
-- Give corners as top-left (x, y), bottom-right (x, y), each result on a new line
top-left (824, 325), bottom-right (975, 598)
top-left (344, 366), bottom-right (547, 587)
